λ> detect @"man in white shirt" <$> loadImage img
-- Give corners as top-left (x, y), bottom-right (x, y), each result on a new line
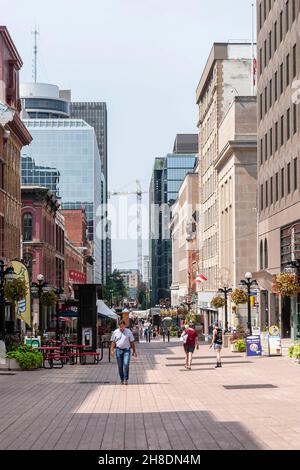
top-left (111, 321), bottom-right (137, 385)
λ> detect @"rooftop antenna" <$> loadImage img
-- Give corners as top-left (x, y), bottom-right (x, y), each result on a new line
top-left (32, 27), bottom-right (39, 83)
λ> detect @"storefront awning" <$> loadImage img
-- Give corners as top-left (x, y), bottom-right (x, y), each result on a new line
top-left (97, 300), bottom-right (119, 321)
top-left (58, 310), bottom-right (78, 318)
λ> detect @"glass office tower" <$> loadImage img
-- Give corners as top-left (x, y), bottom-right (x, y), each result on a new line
top-left (70, 102), bottom-right (108, 284)
top-left (21, 119), bottom-right (104, 283)
top-left (21, 155), bottom-right (60, 194)
top-left (149, 151), bottom-right (197, 306)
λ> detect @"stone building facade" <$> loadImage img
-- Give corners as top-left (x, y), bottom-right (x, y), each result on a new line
top-left (257, 0), bottom-right (300, 339)
top-left (215, 96), bottom-right (258, 330)
top-left (196, 42), bottom-right (254, 322)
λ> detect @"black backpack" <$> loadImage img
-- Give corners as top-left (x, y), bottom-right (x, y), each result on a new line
top-left (215, 328), bottom-right (223, 345)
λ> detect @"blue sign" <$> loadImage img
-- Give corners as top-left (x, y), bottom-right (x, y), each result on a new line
top-left (246, 336), bottom-right (262, 357)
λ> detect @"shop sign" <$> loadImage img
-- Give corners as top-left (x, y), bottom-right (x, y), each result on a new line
top-left (246, 336), bottom-right (262, 357)
top-left (25, 337), bottom-right (41, 349)
top-left (268, 334), bottom-right (282, 357)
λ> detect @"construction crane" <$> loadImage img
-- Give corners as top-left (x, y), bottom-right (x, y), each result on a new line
top-left (109, 180), bottom-right (147, 280)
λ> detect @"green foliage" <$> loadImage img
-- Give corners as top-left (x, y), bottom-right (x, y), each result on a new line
top-left (289, 344), bottom-right (300, 359)
top-left (288, 345), bottom-right (295, 358)
top-left (169, 326), bottom-right (179, 337)
top-left (234, 339), bottom-right (246, 352)
top-left (6, 344), bottom-right (43, 369)
top-left (40, 290), bottom-right (57, 307)
top-left (103, 270), bottom-right (128, 303)
top-left (137, 283), bottom-right (147, 309)
top-left (4, 278), bottom-right (28, 302)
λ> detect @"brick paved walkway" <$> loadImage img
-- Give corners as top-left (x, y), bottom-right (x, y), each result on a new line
top-left (0, 340), bottom-right (300, 450)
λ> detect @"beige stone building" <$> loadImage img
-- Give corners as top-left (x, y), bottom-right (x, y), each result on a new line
top-left (170, 173), bottom-right (199, 307)
top-left (196, 43), bottom-right (254, 322)
top-left (257, 0), bottom-right (300, 339)
top-left (215, 96), bottom-right (258, 330)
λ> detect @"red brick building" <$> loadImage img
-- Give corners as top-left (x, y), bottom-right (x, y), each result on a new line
top-left (0, 26), bottom-right (32, 261)
top-left (64, 238), bottom-right (86, 298)
top-left (21, 186), bottom-right (60, 287)
top-left (62, 209), bottom-right (94, 284)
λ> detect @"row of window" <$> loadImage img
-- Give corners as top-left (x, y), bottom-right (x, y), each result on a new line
top-left (259, 44), bottom-right (297, 120)
top-left (23, 213), bottom-right (65, 251)
top-left (260, 104), bottom-right (297, 163)
top-left (203, 202), bottom-right (217, 232)
top-left (258, 0), bottom-right (298, 40)
top-left (203, 235), bottom-right (217, 260)
top-left (260, 157), bottom-right (298, 211)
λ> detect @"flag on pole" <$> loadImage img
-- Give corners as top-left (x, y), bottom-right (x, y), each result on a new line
top-left (195, 274), bottom-right (208, 284)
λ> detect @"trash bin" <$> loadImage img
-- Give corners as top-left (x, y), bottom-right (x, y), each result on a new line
top-left (223, 333), bottom-right (232, 348)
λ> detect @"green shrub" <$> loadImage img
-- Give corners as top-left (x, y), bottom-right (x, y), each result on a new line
top-left (235, 339), bottom-right (246, 352)
top-left (6, 344), bottom-right (43, 369)
top-left (288, 346), bottom-right (295, 358)
top-left (292, 345), bottom-right (300, 360)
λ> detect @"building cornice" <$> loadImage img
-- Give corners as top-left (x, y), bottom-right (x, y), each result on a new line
top-left (215, 140), bottom-right (257, 172)
top-left (8, 113), bottom-right (32, 146)
top-left (0, 26), bottom-right (23, 69)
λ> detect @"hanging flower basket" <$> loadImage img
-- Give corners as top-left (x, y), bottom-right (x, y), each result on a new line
top-left (40, 290), bottom-right (57, 307)
top-left (4, 278), bottom-right (28, 303)
top-left (230, 289), bottom-right (248, 305)
top-left (273, 273), bottom-right (300, 297)
top-left (211, 296), bottom-right (225, 309)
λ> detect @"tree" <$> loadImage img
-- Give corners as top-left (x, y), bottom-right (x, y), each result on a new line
top-left (103, 270), bottom-right (128, 305)
top-left (137, 282), bottom-right (147, 310)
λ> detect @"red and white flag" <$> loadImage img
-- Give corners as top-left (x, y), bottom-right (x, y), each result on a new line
top-left (195, 274), bottom-right (208, 284)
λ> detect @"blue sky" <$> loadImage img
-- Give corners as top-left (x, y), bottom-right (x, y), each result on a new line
top-left (2, 0), bottom-right (255, 270)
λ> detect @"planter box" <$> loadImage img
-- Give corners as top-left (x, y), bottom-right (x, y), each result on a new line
top-left (231, 344), bottom-right (246, 353)
top-left (7, 358), bottom-right (22, 371)
top-left (6, 358), bottom-right (40, 371)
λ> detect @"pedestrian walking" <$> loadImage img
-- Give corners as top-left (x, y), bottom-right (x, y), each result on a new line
top-left (162, 328), bottom-right (166, 342)
top-left (209, 322), bottom-right (223, 368)
top-left (181, 321), bottom-right (199, 370)
top-left (167, 328), bottom-right (170, 343)
top-left (144, 327), bottom-right (148, 342)
top-left (148, 325), bottom-right (152, 343)
top-left (111, 321), bottom-right (137, 385)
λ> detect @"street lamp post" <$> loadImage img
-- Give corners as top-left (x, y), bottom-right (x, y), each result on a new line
top-left (55, 288), bottom-right (63, 341)
top-left (218, 287), bottom-right (232, 333)
top-left (31, 274), bottom-right (52, 334)
top-left (0, 261), bottom-right (16, 337)
top-left (240, 272), bottom-right (258, 336)
top-left (37, 274), bottom-right (45, 331)
top-left (110, 289), bottom-right (114, 308)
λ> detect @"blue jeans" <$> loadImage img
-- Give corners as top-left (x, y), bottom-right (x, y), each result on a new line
top-left (116, 348), bottom-right (131, 381)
